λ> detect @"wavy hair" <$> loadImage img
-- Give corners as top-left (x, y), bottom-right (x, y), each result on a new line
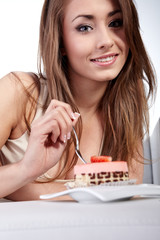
top-left (37, 0), bottom-right (156, 177)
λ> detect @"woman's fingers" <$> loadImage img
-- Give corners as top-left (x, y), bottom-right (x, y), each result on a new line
top-left (45, 101), bottom-right (80, 142)
top-left (45, 99), bottom-right (76, 120)
top-left (31, 100), bottom-right (80, 144)
top-left (50, 106), bottom-right (72, 142)
top-left (27, 100), bottom-right (81, 174)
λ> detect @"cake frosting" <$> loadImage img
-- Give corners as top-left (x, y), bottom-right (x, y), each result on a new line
top-left (74, 156), bottom-right (129, 186)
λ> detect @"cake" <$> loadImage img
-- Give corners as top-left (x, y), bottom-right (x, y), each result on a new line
top-left (74, 156), bottom-right (129, 186)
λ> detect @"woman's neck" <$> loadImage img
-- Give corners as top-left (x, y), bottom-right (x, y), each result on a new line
top-left (70, 78), bottom-right (108, 114)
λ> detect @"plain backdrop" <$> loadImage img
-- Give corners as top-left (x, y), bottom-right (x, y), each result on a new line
top-left (0, 0), bottom-right (159, 132)
top-left (0, 0), bottom-right (44, 76)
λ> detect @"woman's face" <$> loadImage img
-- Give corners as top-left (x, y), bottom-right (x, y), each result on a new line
top-left (62, 0), bottom-right (129, 84)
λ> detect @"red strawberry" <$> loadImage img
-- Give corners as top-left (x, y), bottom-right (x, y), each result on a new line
top-left (91, 155), bottom-right (112, 163)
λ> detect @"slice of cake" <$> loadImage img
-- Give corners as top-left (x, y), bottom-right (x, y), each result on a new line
top-left (74, 156), bottom-right (129, 186)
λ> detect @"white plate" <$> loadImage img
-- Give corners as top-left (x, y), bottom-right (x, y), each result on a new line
top-left (40, 184), bottom-right (160, 203)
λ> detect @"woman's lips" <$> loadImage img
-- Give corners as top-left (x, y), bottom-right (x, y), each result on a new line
top-left (91, 54), bottom-right (118, 66)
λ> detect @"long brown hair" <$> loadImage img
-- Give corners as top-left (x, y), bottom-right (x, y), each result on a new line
top-left (37, 0), bottom-right (156, 176)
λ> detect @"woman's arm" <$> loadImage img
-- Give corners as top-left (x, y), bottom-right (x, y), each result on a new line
top-left (0, 161), bottom-right (38, 199)
top-left (5, 181), bottom-right (72, 201)
top-left (0, 72), bottom-right (79, 199)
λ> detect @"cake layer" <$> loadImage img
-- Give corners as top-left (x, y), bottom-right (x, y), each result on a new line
top-left (74, 161), bottom-right (128, 175)
top-left (75, 171), bottom-right (129, 185)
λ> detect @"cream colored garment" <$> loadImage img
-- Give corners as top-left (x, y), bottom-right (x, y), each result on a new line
top-left (0, 78), bottom-right (48, 166)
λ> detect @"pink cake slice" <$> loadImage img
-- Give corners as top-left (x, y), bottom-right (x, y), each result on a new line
top-left (74, 161), bottom-right (129, 186)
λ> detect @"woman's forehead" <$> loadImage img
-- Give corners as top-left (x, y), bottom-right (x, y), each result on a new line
top-left (63, 0), bottom-right (121, 19)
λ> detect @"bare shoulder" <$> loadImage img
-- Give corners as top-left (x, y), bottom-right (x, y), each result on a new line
top-left (1, 71), bottom-right (38, 88)
top-left (0, 72), bottom-right (39, 146)
top-left (0, 72), bottom-right (39, 107)
top-left (0, 71), bottom-right (38, 91)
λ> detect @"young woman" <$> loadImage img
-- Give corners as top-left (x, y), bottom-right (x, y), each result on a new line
top-left (0, 0), bottom-right (156, 200)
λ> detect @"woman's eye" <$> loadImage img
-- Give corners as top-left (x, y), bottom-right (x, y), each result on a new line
top-left (76, 25), bottom-right (93, 32)
top-left (109, 19), bottom-right (123, 28)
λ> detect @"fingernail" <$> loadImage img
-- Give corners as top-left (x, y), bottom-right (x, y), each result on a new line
top-left (67, 132), bottom-right (71, 140)
top-left (71, 112), bottom-right (76, 120)
top-left (63, 135), bottom-right (67, 143)
top-left (71, 112), bottom-right (80, 120)
top-left (74, 112), bottom-right (80, 118)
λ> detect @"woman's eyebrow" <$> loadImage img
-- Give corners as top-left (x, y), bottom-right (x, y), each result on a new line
top-left (72, 9), bottom-right (121, 22)
top-left (72, 15), bottom-right (93, 22)
top-left (108, 9), bottom-right (121, 17)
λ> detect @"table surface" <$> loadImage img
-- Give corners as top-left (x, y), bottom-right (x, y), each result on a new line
top-left (0, 197), bottom-right (160, 240)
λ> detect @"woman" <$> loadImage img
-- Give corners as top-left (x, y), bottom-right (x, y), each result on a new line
top-left (0, 0), bottom-right (156, 200)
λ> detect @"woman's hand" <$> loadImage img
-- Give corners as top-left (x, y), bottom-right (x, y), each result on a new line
top-left (22, 100), bottom-right (80, 180)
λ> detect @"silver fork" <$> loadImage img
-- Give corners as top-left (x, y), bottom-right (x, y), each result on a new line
top-left (72, 126), bottom-right (87, 164)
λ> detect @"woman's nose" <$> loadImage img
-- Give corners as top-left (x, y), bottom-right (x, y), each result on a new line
top-left (96, 27), bottom-right (114, 50)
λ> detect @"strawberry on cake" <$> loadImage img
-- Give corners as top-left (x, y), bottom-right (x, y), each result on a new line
top-left (74, 156), bottom-right (129, 186)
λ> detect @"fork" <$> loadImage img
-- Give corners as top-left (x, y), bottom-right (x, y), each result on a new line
top-left (72, 126), bottom-right (87, 164)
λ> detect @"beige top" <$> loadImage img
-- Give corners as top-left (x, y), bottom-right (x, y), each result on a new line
top-left (0, 78), bottom-right (48, 167)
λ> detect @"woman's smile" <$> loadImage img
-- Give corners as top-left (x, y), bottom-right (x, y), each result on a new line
top-left (90, 53), bottom-right (118, 66)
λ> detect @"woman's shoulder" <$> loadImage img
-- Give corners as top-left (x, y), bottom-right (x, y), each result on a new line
top-left (2, 71), bottom-right (38, 86)
top-left (0, 71), bottom-right (40, 99)
top-left (0, 71), bottom-right (37, 86)
top-left (0, 71), bottom-right (40, 122)
top-left (0, 72), bottom-right (41, 141)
